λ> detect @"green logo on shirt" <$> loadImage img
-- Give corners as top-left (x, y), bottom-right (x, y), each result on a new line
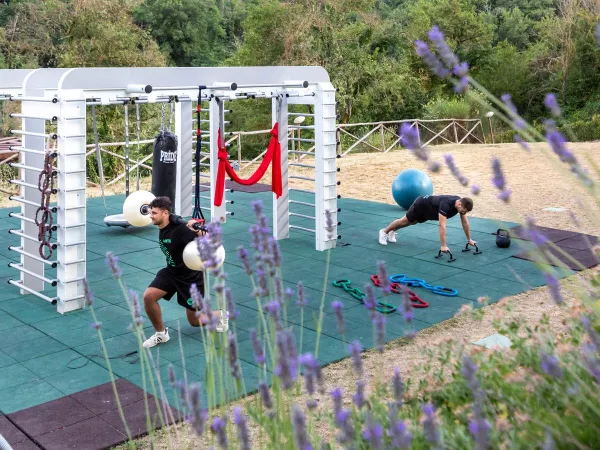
top-left (187, 298), bottom-right (194, 306)
top-left (159, 239), bottom-right (175, 267)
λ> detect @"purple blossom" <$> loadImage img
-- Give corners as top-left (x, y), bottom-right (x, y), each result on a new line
top-left (374, 313), bottom-right (386, 352)
top-left (274, 329), bottom-right (299, 389)
top-left (581, 315), bottom-right (599, 351)
top-left (233, 407), bottom-right (251, 450)
top-left (421, 403), bottom-right (442, 448)
top-left (545, 274), bottom-right (564, 305)
top-left (353, 379), bottom-right (366, 408)
top-left (237, 246), bottom-right (253, 276)
top-left (299, 353), bottom-right (319, 397)
top-left (492, 157), bottom-right (511, 202)
top-left (524, 217), bottom-right (549, 248)
top-left (258, 382), bottom-right (273, 409)
top-left (469, 417), bottom-right (491, 450)
top-left (514, 134), bottom-right (531, 152)
top-left (400, 284), bottom-right (414, 326)
top-left (471, 184), bottom-right (480, 195)
top-left (250, 329), bottom-right (265, 366)
top-left (583, 343), bottom-right (600, 384)
top-left (388, 419), bottom-right (412, 449)
top-left (363, 283), bottom-right (377, 314)
top-left (228, 332), bottom-right (241, 380)
top-left (331, 301), bottom-right (345, 333)
top-left (501, 93), bottom-right (526, 130)
top-left (291, 405), bottom-right (312, 450)
top-left (377, 261), bottom-right (391, 295)
top-left (91, 321), bottom-right (102, 330)
top-left (453, 61), bottom-right (469, 77)
top-left (83, 279), bottom-right (93, 307)
top-left (428, 26), bottom-right (459, 68)
top-left (596, 22), bottom-right (600, 47)
top-left (225, 289), bottom-right (239, 321)
top-left (462, 356), bottom-right (489, 449)
top-left (105, 252), bottom-right (122, 279)
top-left (541, 352), bottom-right (563, 378)
top-left (325, 209), bottom-right (335, 240)
top-left (168, 365), bottom-right (176, 387)
top-left (454, 76), bottom-right (470, 94)
top-left (297, 282), bottom-right (307, 307)
top-left (544, 93), bottom-right (561, 117)
top-left (392, 367), bottom-right (404, 407)
top-left (331, 388), bottom-right (343, 417)
top-left (334, 409), bottom-right (355, 446)
top-left (264, 300), bottom-right (281, 322)
top-left (399, 123), bottom-right (440, 172)
top-left (444, 154), bottom-right (469, 186)
top-left (187, 383), bottom-right (208, 436)
top-left (545, 121), bottom-right (576, 164)
top-left (211, 416), bottom-right (228, 449)
top-left (543, 428), bottom-right (556, 450)
top-left (363, 416), bottom-right (384, 449)
top-left (256, 265), bottom-right (269, 297)
top-left (348, 340), bottom-right (363, 378)
top-left (190, 283), bottom-right (203, 311)
top-left (415, 40), bottom-right (450, 78)
top-left (269, 236), bottom-right (282, 268)
top-left (569, 210), bottom-right (581, 228)
top-left (129, 289), bottom-right (143, 327)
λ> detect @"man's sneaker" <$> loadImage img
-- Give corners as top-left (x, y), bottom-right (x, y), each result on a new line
top-left (217, 310), bottom-right (229, 333)
top-left (143, 328), bottom-right (170, 349)
top-left (379, 229), bottom-right (388, 245)
top-left (388, 230), bottom-right (397, 243)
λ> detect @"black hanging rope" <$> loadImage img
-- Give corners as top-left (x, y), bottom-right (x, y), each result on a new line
top-left (193, 85), bottom-right (207, 221)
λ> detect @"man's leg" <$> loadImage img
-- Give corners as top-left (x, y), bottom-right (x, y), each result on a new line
top-left (143, 287), bottom-right (168, 333)
top-left (185, 308), bottom-right (223, 327)
top-left (384, 216), bottom-right (414, 234)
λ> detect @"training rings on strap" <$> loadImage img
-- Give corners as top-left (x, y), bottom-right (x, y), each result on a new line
top-left (370, 275), bottom-right (429, 308)
top-left (389, 274), bottom-right (459, 297)
top-left (332, 279), bottom-right (397, 314)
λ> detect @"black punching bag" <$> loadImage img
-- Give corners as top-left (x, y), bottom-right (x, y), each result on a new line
top-left (151, 131), bottom-right (178, 201)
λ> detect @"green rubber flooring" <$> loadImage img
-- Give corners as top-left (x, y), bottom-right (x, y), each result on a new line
top-left (0, 190), bottom-right (576, 415)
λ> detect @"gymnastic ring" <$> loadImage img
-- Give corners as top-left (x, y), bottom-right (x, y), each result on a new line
top-left (431, 286), bottom-right (459, 297)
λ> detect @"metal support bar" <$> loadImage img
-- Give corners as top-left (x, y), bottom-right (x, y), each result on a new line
top-left (9, 180), bottom-right (57, 193)
top-left (8, 263), bottom-right (57, 286)
top-left (9, 146), bottom-right (57, 157)
top-left (7, 280), bottom-right (57, 304)
top-left (10, 96), bottom-right (59, 103)
top-left (289, 138), bottom-right (316, 143)
top-left (289, 225), bottom-right (316, 233)
top-left (9, 196), bottom-right (57, 211)
top-left (288, 113), bottom-right (315, 117)
top-left (10, 130), bottom-right (57, 139)
top-left (290, 200), bottom-right (315, 207)
top-left (290, 212), bottom-right (315, 220)
top-left (9, 113), bottom-right (58, 122)
top-left (289, 175), bottom-right (315, 181)
top-left (8, 229), bottom-right (57, 249)
top-left (289, 163), bottom-right (315, 169)
top-left (8, 246), bottom-right (58, 267)
top-left (9, 163), bottom-right (57, 173)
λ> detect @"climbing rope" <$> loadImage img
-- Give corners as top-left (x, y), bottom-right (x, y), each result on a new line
top-left (370, 275), bottom-right (429, 308)
top-left (35, 141), bottom-right (57, 260)
top-left (389, 274), bottom-right (459, 297)
top-left (332, 279), bottom-right (397, 314)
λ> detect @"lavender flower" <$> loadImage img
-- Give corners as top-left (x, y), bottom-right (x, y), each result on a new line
top-left (297, 282), bottom-right (307, 307)
top-left (377, 261), bottom-right (390, 295)
top-left (501, 93), bottom-right (526, 130)
top-left (583, 343), bottom-right (600, 384)
top-left (348, 340), bottom-right (363, 378)
top-left (363, 283), bottom-right (377, 314)
top-left (249, 329), bottom-right (265, 366)
top-left (353, 379), bottom-right (366, 408)
top-left (392, 367), bottom-right (404, 407)
top-left (331, 388), bottom-right (343, 417)
top-left (83, 279), bottom-right (93, 307)
top-left (331, 301), bottom-right (345, 333)
top-left (471, 184), bottom-right (480, 195)
top-left (444, 154), bottom-right (469, 186)
top-left (274, 329), bottom-right (299, 389)
top-left (334, 409), bottom-right (355, 446)
top-left (421, 403), bottom-right (442, 448)
top-left (225, 288), bottom-right (239, 321)
top-left (168, 365), bottom-right (176, 388)
top-left (190, 283), bottom-right (203, 311)
top-left (237, 246), bottom-right (253, 276)
top-left (544, 93), bottom-right (561, 117)
top-left (91, 321), bottom-right (102, 330)
top-left (105, 252), bottom-right (122, 279)
top-left (541, 352), bottom-right (563, 378)
top-left (300, 353), bottom-right (319, 397)
top-left (454, 76), bottom-right (470, 94)
top-left (453, 61), bottom-right (469, 77)
top-left (545, 274), bottom-right (564, 305)
top-left (400, 285), bottom-right (414, 326)
top-left (374, 313), bottom-right (386, 352)
top-left (469, 417), bottom-right (491, 450)
top-left (388, 419), bottom-right (412, 449)
top-left (211, 416), bottom-right (228, 449)
top-left (233, 407), bottom-right (251, 450)
top-left (325, 209), bottom-right (335, 240)
top-left (228, 332), bottom-right (241, 380)
top-left (363, 416), bottom-right (384, 450)
top-left (543, 428), bottom-right (556, 450)
top-left (291, 405), bottom-right (312, 450)
top-left (258, 382), bottom-right (273, 409)
top-left (256, 265), bottom-right (269, 297)
top-left (399, 123), bottom-right (441, 173)
top-left (545, 121), bottom-right (576, 164)
top-left (462, 356), bottom-right (489, 449)
top-left (524, 217), bottom-right (549, 248)
top-left (569, 210), bottom-right (581, 228)
top-left (581, 315), bottom-right (599, 351)
top-left (428, 26), bottom-right (459, 68)
top-left (596, 22), bottom-right (600, 47)
top-left (492, 157), bottom-right (511, 202)
top-left (415, 40), bottom-right (450, 79)
top-left (514, 134), bottom-right (531, 152)
top-left (129, 289), bottom-right (143, 327)
top-left (269, 236), bottom-right (282, 268)
top-left (264, 300), bottom-right (281, 322)
top-left (188, 383), bottom-right (208, 436)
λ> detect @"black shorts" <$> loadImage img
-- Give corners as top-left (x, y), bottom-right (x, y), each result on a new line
top-left (405, 196), bottom-right (428, 224)
top-left (149, 268), bottom-right (205, 311)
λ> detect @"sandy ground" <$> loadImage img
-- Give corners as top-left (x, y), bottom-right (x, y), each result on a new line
top-left (1, 142), bottom-right (599, 448)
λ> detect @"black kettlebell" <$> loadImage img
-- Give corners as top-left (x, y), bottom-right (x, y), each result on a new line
top-left (496, 229), bottom-right (511, 248)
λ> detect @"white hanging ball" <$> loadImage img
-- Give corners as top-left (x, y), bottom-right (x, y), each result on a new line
top-left (122, 190), bottom-right (156, 227)
top-left (183, 242), bottom-right (226, 271)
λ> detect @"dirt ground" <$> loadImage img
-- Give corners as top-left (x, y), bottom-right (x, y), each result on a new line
top-left (2, 141), bottom-right (599, 448)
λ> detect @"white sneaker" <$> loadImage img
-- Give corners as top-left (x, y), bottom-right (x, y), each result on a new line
top-left (217, 310), bottom-right (229, 333)
top-left (388, 230), bottom-right (397, 243)
top-left (379, 229), bottom-right (388, 245)
top-left (143, 327), bottom-right (170, 348)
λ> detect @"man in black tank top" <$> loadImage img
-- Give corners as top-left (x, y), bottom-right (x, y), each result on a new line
top-left (142, 196), bottom-right (228, 349)
top-left (379, 195), bottom-right (476, 253)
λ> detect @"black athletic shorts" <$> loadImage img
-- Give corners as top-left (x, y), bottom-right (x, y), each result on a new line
top-left (149, 268), bottom-right (205, 312)
top-left (405, 196), bottom-right (428, 224)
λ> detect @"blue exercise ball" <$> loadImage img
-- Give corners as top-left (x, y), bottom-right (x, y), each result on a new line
top-left (392, 169), bottom-right (433, 209)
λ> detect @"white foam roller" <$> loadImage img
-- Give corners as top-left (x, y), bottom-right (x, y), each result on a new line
top-left (123, 190), bottom-right (156, 227)
top-left (183, 242), bottom-right (226, 271)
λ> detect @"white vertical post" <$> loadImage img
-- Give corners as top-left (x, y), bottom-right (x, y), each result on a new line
top-left (56, 98), bottom-right (87, 313)
top-left (19, 97), bottom-right (49, 293)
top-left (273, 94), bottom-right (289, 241)
top-left (314, 82), bottom-right (338, 251)
top-left (210, 97), bottom-right (226, 223)
top-left (175, 100), bottom-right (193, 217)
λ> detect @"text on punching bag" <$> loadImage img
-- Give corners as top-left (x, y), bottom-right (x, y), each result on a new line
top-left (160, 151), bottom-right (177, 163)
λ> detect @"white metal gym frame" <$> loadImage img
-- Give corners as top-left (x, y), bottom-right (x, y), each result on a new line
top-left (0, 66), bottom-right (338, 314)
